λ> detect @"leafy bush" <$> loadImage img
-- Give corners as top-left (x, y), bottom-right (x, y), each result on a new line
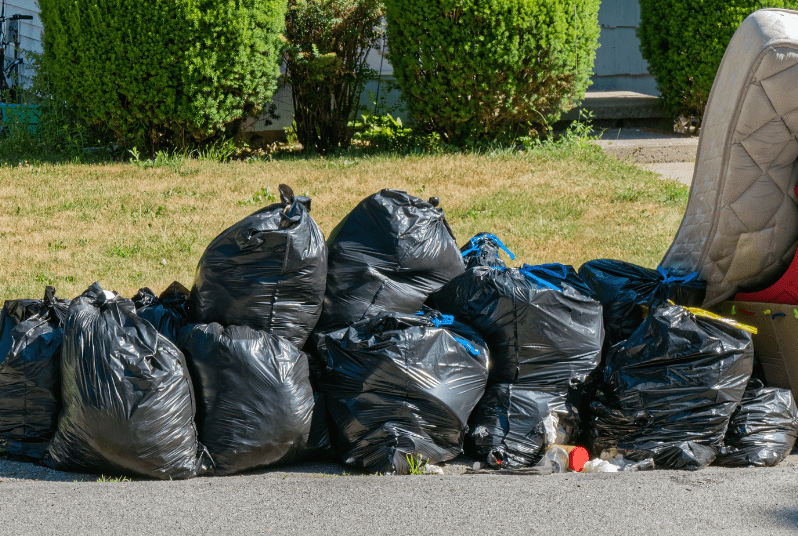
top-left (639, 1), bottom-right (798, 120)
top-left (38, 0), bottom-right (286, 151)
top-left (282, 0), bottom-right (385, 154)
top-left (384, 0), bottom-right (601, 145)
top-left (352, 111), bottom-right (442, 153)
top-left (0, 52), bottom-right (108, 163)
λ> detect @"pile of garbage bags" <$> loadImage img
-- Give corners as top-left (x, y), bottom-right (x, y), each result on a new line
top-left (0, 186), bottom-right (795, 479)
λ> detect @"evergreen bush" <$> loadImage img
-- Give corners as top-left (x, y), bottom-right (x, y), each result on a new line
top-left (383, 0), bottom-right (600, 144)
top-left (282, 0), bottom-right (385, 153)
top-left (639, 1), bottom-right (798, 120)
top-left (38, 0), bottom-right (286, 151)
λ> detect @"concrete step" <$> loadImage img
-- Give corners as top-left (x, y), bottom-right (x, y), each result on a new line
top-left (561, 91), bottom-right (672, 128)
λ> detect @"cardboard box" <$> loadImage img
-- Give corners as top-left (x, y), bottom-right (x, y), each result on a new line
top-left (716, 301), bottom-right (798, 400)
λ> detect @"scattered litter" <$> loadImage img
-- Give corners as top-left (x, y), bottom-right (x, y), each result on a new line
top-left (466, 384), bottom-right (579, 469)
top-left (423, 464), bottom-right (444, 476)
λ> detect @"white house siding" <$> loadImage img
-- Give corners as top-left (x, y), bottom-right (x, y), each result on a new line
top-left (592, 0), bottom-right (658, 95)
top-left (3, 0), bottom-right (43, 85)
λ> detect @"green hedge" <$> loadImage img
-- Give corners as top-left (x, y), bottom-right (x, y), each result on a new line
top-left (39, 0), bottom-right (286, 150)
top-left (384, 0), bottom-right (600, 144)
top-left (639, 1), bottom-right (798, 120)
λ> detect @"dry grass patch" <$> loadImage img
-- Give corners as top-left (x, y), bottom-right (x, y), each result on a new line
top-left (0, 147), bottom-right (688, 300)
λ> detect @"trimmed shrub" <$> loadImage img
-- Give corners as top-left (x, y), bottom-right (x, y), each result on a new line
top-left (639, 1), bottom-right (798, 120)
top-left (282, 0), bottom-right (385, 153)
top-left (38, 0), bottom-right (287, 151)
top-left (384, 0), bottom-right (601, 144)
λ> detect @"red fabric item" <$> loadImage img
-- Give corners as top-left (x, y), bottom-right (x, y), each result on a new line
top-left (735, 246), bottom-right (798, 305)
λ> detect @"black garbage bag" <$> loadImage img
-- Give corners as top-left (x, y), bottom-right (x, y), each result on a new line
top-left (314, 189), bottom-right (464, 333)
top-left (45, 283), bottom-right (211, 479)
top-left (715, 378), bottom-right (798, 467)
top-left (466, 384), bottom-right (579, 468)
top-left (178, 323), bottom-right (330, 475)
top-left (133, 281), bottom-right (190, 343)
top-left (427, 263), bottom-right (603, 385)
top-left (460, 233), bottom-right (515, 270)
top-left (0, 287), bottom-right (69, 460)
top-left (318, 309), bottom-right (489, 474)
top-left (189, 184), bottom-right (327, 348)
top-left (578, 259), bottom-right (706, 346)
top-left (588, 304), bottom-right (754, 470)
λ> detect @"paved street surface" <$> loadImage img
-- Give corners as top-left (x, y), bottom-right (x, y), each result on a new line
top-left (0, 451), bottom-right (796, 535)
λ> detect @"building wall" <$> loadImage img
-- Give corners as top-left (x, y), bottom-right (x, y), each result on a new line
top-left (2, 0), bottom-right (42, 85)
top-left (592, 0), bottom-right (658, 95)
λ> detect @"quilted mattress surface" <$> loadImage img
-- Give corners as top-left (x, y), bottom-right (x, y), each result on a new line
top-left (661, 9), bottom-right (798, 308)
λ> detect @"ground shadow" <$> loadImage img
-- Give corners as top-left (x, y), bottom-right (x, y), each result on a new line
top-left (770, 506), bottom-right (798, 530)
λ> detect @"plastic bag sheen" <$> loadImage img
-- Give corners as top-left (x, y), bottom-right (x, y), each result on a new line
top-left (315, 189), bottom-right (464, 333)
top-left (0, 287), bottom-right (69, 460)
top-left (45, 283), bottom-right (211, 479)
top-left (318, 310), bottom-right (488, 474)
top-left (589, 304), bottom-right (753, 470)
top-left (133, 281), bottom-right (190, 344)
top-left (427, 264), bottom-right (603, 385)
top-left (715, 378), bottom-right (798, 467)
top-left (179, 322), bottom-right (330, 475)
top-left (578, 259), bottom-right (706, 346)
top-left (190, 185), bottom-right (327, 348)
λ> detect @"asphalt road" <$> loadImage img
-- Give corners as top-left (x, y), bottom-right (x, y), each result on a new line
top-left (0, 452), bottom-right (796, 536)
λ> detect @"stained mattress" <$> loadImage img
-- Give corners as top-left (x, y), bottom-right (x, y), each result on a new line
top-left (661, 9), bottom-right (798, 308)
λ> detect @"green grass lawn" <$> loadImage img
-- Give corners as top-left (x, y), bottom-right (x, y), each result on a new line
top-left (0, 144), bottom-right (688, 300)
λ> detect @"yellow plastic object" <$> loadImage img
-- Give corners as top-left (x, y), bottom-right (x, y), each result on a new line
top-left (685, 307), bottom-right (757, 335)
